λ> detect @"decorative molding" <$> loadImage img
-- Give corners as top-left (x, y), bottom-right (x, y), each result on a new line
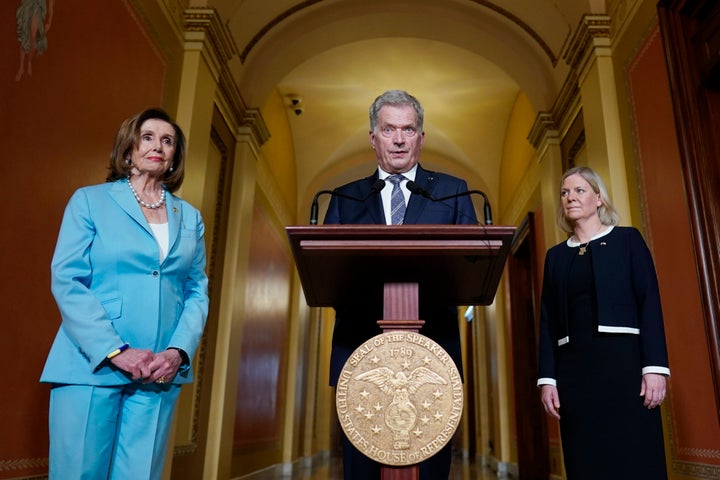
top-left (181, 8), bottom-right (271, 149)
top-left (184, 8), bottom-right (237, 63)
top-left (173, 127), bottom-right (232, 457)
top-left (676, 447), bottom-right (720, 459)
top-left (242, 108), bottom-right (271, 147)
top-left (217, 68), bottom-right (249, 135)
top-left (564, 14), bottom-right (612, 73)
top-left (528, 70), bottom-right (581, 152)
top-left (662, 389), bottom-right (720, 478)
top-left (672, 460), bottom-right (720, 479)
top-left (184, 8), bottom-right (238, 80)
top-left (0, 457), bottom-right (48, 472)
top-left (556, 108), bottom-right (586, 173)
top-left (528, 112), bottom-right (557, 150)
top-left (566, 131), bottom-right (586, 168)
top-left (550, 70), bottom-right (582, 136)
top-left (174, 440), bottom-right (198, 456)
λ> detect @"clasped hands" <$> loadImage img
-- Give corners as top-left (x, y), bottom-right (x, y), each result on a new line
top-left (108, 347), bottom-right (182, 384)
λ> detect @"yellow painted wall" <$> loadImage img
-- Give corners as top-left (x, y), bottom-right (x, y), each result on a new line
top-left (261, 89), bottom-right (299, 219)
top-left (498, 93), bottom-right (537, 218)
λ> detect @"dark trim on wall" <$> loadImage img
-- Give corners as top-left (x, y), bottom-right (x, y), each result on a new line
top-left (561, 109), bottom-right (585, 171)
top-left (657, 0), bottom-right (720, 423)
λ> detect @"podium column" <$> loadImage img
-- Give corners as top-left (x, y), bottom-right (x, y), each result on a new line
top-left (377, 282), bottom-right (423, 480)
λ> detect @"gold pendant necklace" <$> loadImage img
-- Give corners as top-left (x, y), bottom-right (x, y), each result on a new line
top-left (575, 225), bottom-right (604, 256)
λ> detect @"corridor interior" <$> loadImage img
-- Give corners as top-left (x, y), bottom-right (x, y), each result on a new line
top-left (236, 452), bottom-right (500, 480)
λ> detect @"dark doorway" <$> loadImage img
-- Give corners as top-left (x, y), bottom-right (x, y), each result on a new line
top-left (507, 213), bottom-right (549, 479)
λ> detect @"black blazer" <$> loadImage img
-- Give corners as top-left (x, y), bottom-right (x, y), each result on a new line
top-left (324, 164), bottom-right (478, 385)
top-left (537, 226), bottom-right (670, 383)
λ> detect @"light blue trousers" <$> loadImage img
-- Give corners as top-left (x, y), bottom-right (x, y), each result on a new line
top-left (49, 383), bottom-right (181, 480)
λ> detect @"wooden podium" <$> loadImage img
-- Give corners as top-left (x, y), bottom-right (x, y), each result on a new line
top-left (286, 224), bottom-right (515, 479)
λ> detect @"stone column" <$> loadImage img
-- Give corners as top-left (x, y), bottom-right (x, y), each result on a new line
top-left (565, 14), bottom-right (632, 224)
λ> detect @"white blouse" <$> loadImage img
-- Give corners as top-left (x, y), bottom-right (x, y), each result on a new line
top-left (149, 222), bottom-right (169, 261)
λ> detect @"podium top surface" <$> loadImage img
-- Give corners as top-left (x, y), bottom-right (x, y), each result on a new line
top-left (286, 225), bottom-right (516, 307)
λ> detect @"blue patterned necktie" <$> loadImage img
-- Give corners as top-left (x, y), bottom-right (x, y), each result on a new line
top-left (387, 174), bottom-right (406, 225)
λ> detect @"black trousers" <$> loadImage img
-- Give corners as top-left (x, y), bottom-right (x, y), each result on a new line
top-left (341, 431), bottom-right (452, 480)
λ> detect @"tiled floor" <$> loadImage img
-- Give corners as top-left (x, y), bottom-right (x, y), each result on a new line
top-left (236, 454), bottom-right (500, 480)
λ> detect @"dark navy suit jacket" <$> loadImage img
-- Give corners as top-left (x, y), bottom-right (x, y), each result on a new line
top-left (323, 164), bottom-right (478, 386)
top-left (537, 226), bottom-right (670, 384)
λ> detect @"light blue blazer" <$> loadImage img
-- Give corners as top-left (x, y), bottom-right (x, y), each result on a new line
top-left (40, 179), bottom-right (209, 385)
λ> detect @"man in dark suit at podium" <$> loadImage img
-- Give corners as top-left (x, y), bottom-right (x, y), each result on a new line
top-left (324, 90), bottom-right (478, 480)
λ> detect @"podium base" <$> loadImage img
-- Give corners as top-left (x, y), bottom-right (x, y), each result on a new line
top-left (382, 464), bottom-right (419, 480)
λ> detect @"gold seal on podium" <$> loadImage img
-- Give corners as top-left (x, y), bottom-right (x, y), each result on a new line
top-left (336, 331), bottom-right (463, 466)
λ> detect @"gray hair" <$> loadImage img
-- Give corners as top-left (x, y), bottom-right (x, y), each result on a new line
top-left (369, 90), bottom-right (424, 133)
top-left (557, 166), bottom-right (620, 233)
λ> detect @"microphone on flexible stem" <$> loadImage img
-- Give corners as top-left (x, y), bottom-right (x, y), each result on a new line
top-left (309, 179), bottom-right (386, 224)
top-left (406, 180), bottom-right (493, 225)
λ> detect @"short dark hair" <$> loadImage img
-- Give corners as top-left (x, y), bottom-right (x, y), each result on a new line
top-left (106, 108), bottom-right (186, 192)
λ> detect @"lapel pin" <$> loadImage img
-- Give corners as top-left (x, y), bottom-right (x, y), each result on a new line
top-left (173, 207), bottom-right (178, 213)
top-left (600, 241), bottom-right (606, 246)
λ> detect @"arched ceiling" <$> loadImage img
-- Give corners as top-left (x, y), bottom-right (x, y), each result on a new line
top-left (198, 0), bottom-right (597, 218)
top-left (274, 38), bottom-right (521, 201)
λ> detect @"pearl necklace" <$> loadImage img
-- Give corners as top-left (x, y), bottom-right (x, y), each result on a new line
top-left (127, 177), bottom-right (166, 209)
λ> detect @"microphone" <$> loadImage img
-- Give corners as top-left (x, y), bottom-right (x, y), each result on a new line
top-left (309, 179), bottom-right (386, 224)
top-left (406, 180), bottom-right (493, 225)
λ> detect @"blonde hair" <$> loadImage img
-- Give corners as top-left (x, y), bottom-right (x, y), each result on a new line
top-left (556, 166), bottom-right (620, 233)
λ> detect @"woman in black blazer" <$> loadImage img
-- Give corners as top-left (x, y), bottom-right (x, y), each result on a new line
top-left (537, 166), bottom-right (670, 479)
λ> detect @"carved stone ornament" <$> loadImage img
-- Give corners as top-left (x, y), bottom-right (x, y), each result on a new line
top-left (336, 331), bottom-right (463, 466)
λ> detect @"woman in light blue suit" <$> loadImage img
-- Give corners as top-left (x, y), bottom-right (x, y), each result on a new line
top-left (41, 108), bottom-right (209, 479)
